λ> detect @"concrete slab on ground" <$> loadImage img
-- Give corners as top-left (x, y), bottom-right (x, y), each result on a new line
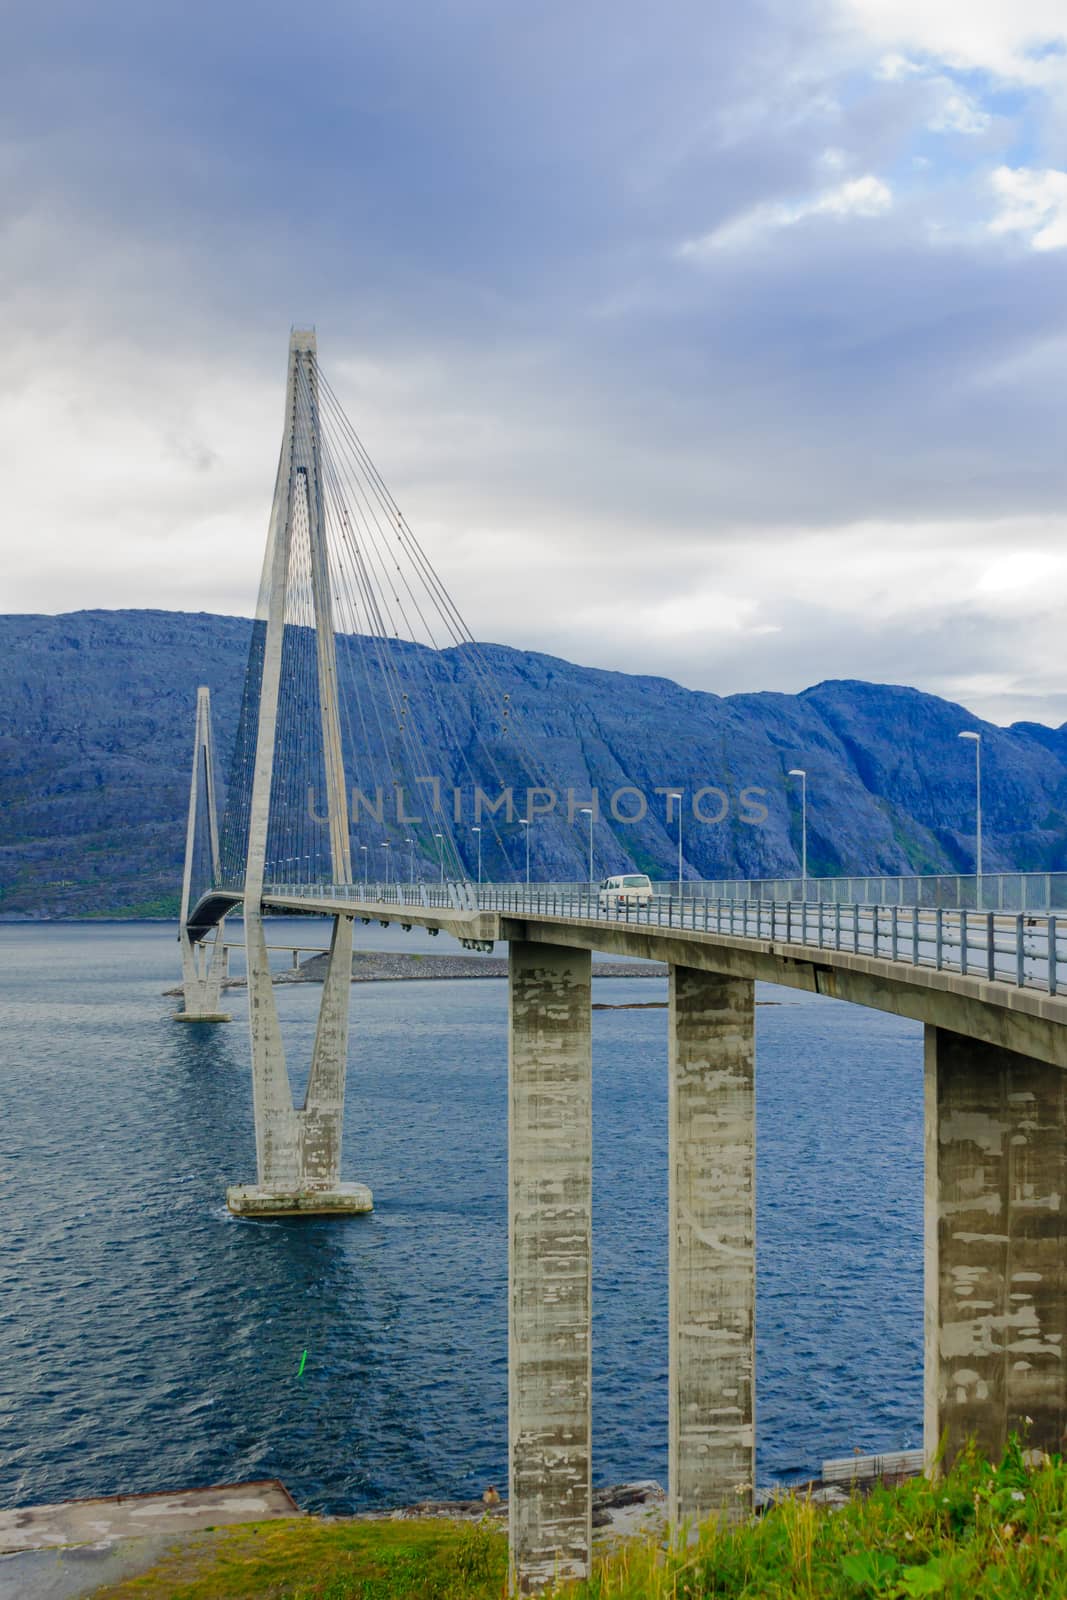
top-left (0, 1480), bottom-right (300, 1600)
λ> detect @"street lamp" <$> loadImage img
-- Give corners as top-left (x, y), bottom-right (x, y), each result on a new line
top-left (359, 844), bottom-right (368, 893)
top-left (434, 831), bottom-right (444, 885)
top-left (958, 731), bottom-right (982, 898)
top-left (472, 826), bottom-right (482, 886)
top-left (788, 770), bottom-right (807, 898)
top-left (668, 791), bottom-right (683, 898)
top-left (405, 837), bottom-right (415, 886)
top-left (381, 841), bottom-right (390, 889)
top-left (579, 808), bottom-right (594, 888)
top-left (521, 817), bottom-right (531, 886)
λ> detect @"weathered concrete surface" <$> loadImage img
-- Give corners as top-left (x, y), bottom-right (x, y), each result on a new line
top-left (508, 940), bottom-right (592, 1595)
top-left (175, 929), bottom-right (230, 1022)
top-left (0, 1481), bottom-right (299, 1600)
top-left (227, 1180), bottom-right (373, 1216)
top-left (0, 1479), bottom-right (299, 1552)
top-left (925, 1024), bottom-right (1067, 1465)
top-left (668, 967), bottom-right (755, 1527)
top-left (496, 916), bottom-right (1067, 1070)
top-left (233, 911), bottom-right (370, 1213)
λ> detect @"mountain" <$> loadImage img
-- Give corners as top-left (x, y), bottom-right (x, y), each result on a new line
top-left (1, 609), bottom-right (1066, 918)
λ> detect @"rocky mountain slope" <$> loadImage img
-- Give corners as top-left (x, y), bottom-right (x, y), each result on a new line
top-left (1, 609), bottom-right (1065, 917)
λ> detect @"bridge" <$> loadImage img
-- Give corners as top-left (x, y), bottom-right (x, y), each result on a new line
top-left (175, 330), bottom-right (1067, 1594)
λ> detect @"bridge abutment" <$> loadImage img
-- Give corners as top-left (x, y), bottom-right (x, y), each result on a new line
top-left (925, 1024), bottom-right (1067, 1466)
top-left (508, 939), bottom-right (592, 1595)
top-left (668, 966), bottom-right (755, 1527)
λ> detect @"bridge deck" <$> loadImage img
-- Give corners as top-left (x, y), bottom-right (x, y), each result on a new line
top-left (186, 883), bottom-right (1067, 1067)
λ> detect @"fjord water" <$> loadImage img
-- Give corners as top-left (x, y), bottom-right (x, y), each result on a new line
top-left (0, 922), bottom-right (923, 1512)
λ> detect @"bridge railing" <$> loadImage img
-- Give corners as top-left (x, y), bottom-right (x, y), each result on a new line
top-left (469, 887), bottom-right (1063, 997)
top-left (655, 872), bottom-right (1067, 913)
top-left (253, 879), bottom-right (1067, 997)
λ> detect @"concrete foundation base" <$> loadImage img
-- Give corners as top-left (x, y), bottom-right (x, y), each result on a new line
top-left (173, 1011), bottom-right (232, 1023)
top-left (226, 1182), bottom-right (373, 1217)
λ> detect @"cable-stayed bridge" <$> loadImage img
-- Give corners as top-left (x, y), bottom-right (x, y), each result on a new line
top-left (176, 330), bottom-right (1067, 1594)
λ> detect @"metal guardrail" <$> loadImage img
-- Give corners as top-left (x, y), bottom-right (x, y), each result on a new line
top-left (664, 872), bottom-right (1067, 913)
top-left (262, 880), bottom-right (1066, 998)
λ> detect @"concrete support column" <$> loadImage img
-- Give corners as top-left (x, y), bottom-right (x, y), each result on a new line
top-left (227, 911), bottom-right (372, 1217)
top-left (668, 966), bottom-right (755, 1528)
top-left (925, 1025), bottom-right (1067, 1465)
top-left (508, 940), bottom-right (592, 1595)
top-left (175, 928), bottom-right (231, 1023)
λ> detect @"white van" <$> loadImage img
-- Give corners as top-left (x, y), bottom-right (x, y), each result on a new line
top-left (598, 873), bottom-right (653, 910)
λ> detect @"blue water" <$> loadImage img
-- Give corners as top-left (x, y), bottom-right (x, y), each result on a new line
top-left (0, 922), bottom-right (923, 1512)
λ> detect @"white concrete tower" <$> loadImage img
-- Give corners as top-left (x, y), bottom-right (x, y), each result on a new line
top-left (227, 329), bottom-right (371, 1217)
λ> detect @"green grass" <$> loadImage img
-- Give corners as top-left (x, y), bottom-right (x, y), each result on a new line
top-left (558, 1438), bottom-right (1067, 1599)
top-left (91, 1441), bottom-right (1067, 1599)
top-left (92, 1516), bottom-right (507, 1599)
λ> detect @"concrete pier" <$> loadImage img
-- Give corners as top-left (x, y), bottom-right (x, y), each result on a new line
top-left (226, 911), bottom-right (371, 1217)
top-left (175, 928), bottom-right (231, 1023)
top-left (668, 967), bottom-right (755, 1527)
top-left (508, 940), bottom-right (592, 1595)
top-left (925, 1024), bottom-right (1067, 1465)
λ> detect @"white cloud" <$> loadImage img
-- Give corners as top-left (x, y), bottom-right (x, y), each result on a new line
top-left (680, 174), bottom-right (892, 255)
top-left (875, 52), bottom-right (924, 80)
top-left (929, 89), bottom-right (992, 135)
top-left (989, 165), bottom-right (1067, 250)
top-left (840, 0), bottom-right (1067, 84)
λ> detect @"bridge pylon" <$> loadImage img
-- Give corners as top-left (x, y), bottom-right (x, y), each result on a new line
top-left (176, 686), bottom-right (231, 1023)
top-left (227, 328), bottom-right (372, 1218)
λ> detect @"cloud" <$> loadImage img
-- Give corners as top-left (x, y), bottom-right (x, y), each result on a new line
top-left (989, 165), bottom-right (1067, 249)
top-left (680, 175), bottom-right (892, 255)
top-left (840, 0), bottom-right (1067, 83)
top-left (2, 0), bottom-right (1067, 731)
top-left (928, 89), bottom-right (993, 136)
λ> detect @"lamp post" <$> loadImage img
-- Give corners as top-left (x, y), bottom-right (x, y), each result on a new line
top-left (788, 769), bottom-right (807, 898)
top-left (958, 731), bottom-right (982, 901)
top-left (668, 791), bottom-right (683, 898)
top-left (579, 807), bottom-right (594, 888)
top-left (381, 841), bottom-right (390, 889)
top-left (434, 831), bottom-right (444, 885)
top-left (521, 817), bottom-right (531, 885)
top-left (359, 844), bottom-right (368, 893)
top-left (405, 837), bottom-right (415, 886)
top-left (472, 826), bottom-right (482, 886)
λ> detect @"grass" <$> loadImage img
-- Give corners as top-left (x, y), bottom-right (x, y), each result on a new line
top-left (91, 1516), bottom-right (507, 1599)
top-left (90, 1440), bottom-right (1067, 1599)
top-left (557, 1437), bottom-right (1067, 1599)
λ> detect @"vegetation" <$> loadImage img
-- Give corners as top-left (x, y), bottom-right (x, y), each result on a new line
top-left (92, 1515), bottom-right (507, 1600)
top-left (92, 1440), bottom-right (1067, 1599)
top-left (559, 1438), bottom-right (1067, 1600)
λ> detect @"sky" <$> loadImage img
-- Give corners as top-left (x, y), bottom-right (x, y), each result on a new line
top-left (3, 0), bottom-right (1067, 725)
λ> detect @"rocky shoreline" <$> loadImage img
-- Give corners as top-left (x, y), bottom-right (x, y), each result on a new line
top-left (351, 1480), bottom-right (668, 1540)
top-left (347, 1459), bottom-right (922, 1536)
top-left (165, 949), bottom-right (669, 995)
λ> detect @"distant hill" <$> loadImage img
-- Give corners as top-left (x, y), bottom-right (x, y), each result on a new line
top-left (2, 609), bottom-right (1066, 918)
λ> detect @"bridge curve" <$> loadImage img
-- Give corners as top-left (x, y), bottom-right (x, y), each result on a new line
top-left (189, 882), bottom-right (1067, 1069)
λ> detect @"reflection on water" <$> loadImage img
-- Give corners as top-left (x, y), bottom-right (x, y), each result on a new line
top-left (0, 920), bottom-right (922, 1510)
